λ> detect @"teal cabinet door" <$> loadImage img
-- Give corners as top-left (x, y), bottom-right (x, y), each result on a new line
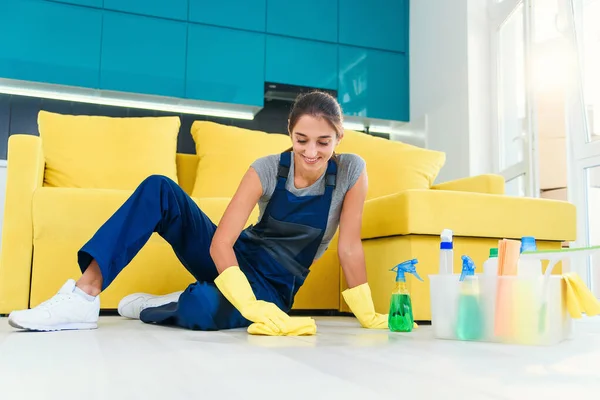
top-left (103, 0), bottom-right (188, 21)
top-left (339, 0), bottom-right (408, 53)
top-left (338, 45), bottom-right (409, 121)
top-left (100, 12), bottom-right (187, 98)
top-left (186, 25), bottom-right (265, 106)
top-left (189, 0), bottom-right (266, 32)
top-left (50, 0), bottom-right (103, 7)
top-left (266, 35), bottom-right (337, 90)
top-left (0, 0), bottom-right (102, 88)
top-left (266, 0), bottom-right (337, 42)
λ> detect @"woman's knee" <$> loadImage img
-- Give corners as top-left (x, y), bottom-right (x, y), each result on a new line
top-left (141, 174), bottom-right (172, 185)
top-left (139, 174), bottom-right (180, 192)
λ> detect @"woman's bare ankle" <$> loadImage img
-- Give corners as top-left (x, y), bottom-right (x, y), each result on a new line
top-left (76, 282), bottom-right (102, 297)
top-left (76, 259), bottom-right (103, 297)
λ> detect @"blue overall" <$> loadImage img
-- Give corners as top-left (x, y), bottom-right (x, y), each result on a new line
top-left (77, 151), bottom-right (337, 330)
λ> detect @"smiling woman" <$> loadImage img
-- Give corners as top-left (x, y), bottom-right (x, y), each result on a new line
top-left (8, 91), bottom-right (389, 335)
top-left (286, 92), bottom-right (344, 187)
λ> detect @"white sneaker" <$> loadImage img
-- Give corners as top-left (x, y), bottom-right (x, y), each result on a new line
top-left (117, 291), bottom-right (184, 319)
top-left (8, 279), bottom-right (100, 331)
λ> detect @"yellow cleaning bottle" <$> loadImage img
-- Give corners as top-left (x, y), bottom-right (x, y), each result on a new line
top-left (389, 259), bottom-right (423, 332)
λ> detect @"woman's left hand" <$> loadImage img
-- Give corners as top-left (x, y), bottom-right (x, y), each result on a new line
top-left (342, 282), bottom-right (389, 329)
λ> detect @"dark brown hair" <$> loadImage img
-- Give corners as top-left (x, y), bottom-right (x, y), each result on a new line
top-left (288, 91), bottom-right (344, 138)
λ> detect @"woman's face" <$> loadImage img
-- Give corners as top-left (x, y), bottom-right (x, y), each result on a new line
top-left (290, 114), bottom-right (341, 173)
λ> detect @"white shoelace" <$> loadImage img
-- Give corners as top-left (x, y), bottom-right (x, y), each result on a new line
top-left (36, 293), bottom-right (71, 310)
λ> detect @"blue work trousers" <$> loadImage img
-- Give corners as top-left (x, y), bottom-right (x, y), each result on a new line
top-left (77, 175), bottom-right (292, 330)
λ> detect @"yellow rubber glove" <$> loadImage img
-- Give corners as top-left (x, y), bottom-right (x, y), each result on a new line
top-left (214, 266), bottom-right (317, 336)
top-left (342, 283), bottom-right (389, 329)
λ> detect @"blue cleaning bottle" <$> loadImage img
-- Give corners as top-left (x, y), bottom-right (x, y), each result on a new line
top-left (389, 259), bottom-right (423, 332)
top-left (456, 255), bottom-right (484, 340)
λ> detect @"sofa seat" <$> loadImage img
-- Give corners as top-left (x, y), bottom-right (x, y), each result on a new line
top-left (27, 186), bottom-right (339, 310)
top-left (347, 187), bottom-right (577, 320)
top-left (29, 187), bottom-right (243, 308)
top-left (362, 189), bottom-right (577, 241)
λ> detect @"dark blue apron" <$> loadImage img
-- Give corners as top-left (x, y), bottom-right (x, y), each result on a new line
top-left (140, 151), bottom-right (337, 330)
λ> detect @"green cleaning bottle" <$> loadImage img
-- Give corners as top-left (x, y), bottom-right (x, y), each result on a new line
top-left (389, 259), bottom-right (423, 332)
top-left (456, 255), bottom-right (485, 340)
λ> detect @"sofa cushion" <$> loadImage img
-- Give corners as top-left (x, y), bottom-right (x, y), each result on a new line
top-left (190, 121), bottom-right (290, 198)
top-left (38, 111), bottom-right (180, 190)
top-left (431, 174), bottom-right (505, 194)
top-left (336, 130), bottom-right (446, 200)
top-left (361, 189), bottom-right (576, 241)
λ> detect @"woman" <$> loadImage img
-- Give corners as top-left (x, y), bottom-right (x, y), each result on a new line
top-left (7, 91), bottom-right (388, 335)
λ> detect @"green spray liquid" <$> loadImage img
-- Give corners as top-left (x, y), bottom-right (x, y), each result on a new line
top-left (455, 256), bottom-right (484, 341)
top-left (455, 288), bottom-right (484, 340)
top-left (388, 293), bottom-right (414, 332)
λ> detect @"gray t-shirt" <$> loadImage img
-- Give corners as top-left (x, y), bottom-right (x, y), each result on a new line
top-left (250, 152), bottom-right (365, 260)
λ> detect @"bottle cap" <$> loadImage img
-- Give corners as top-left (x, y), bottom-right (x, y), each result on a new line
top-left (440, 229), bottom-right (453, 249)
top-left (520, 236), bottom-right (537, 253)
top-left (489, 248), bottom-right (498, 258)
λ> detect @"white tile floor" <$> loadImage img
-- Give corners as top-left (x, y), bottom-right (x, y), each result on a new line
top-left (0, 316), bottom-right (599, 400)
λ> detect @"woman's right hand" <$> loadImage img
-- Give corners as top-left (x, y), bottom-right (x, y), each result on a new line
top-left (238, 299), bottom-right (290, 333)
top-left (214, 266), bottom-right (316, 336)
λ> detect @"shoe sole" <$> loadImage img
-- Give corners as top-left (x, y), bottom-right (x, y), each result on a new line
top-left (8, 318), bottom-right (97, 332)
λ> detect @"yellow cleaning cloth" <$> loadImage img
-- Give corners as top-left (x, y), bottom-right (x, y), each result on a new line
top-left (248, 317), bottom-right (317, 336)
top-left (563, 272), bottom-right (600, 319)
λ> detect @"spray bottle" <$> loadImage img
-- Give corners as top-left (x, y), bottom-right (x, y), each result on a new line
top-left (389, 259), bottom-right (423, 332)
top-left (455, 255), bottom-right (484, 340)
top-left (439, 229), bottom-right (454, 274)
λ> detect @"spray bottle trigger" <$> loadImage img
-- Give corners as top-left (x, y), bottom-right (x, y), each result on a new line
top-left (390, 259), bottom-right (423, 282)
top-left (459, 255), bottom-right (476, 281)
top-left (412, 270), bottom-right (424, 282)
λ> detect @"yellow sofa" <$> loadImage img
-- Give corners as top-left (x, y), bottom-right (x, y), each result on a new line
top-left (0, 113), bottom-right (577, 321)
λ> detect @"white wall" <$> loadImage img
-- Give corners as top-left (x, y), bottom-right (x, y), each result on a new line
top-left (467, 0), bottom-right (493, 177)
top-left (410, 0), bottom-right (493, 183)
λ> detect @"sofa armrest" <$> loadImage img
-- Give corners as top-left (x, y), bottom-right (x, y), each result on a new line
top-left (361, 189), bottom-right (575, 242)
top-left (431, 174), bottom-right (505, 195)
top-left (0, 135), bottom-right (45, 312)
